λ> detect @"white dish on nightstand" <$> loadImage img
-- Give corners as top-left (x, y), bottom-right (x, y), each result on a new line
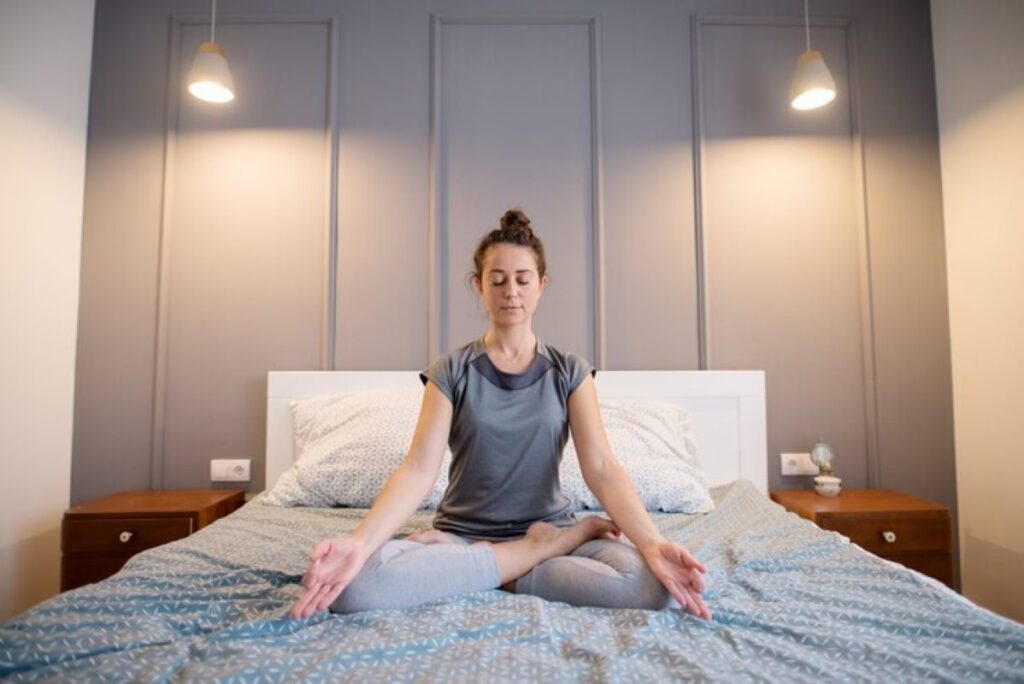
top-left (814, 475), bottom-right (842, 496)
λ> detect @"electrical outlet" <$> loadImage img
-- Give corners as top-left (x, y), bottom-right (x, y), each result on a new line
top-left (210, 459), bottom-right (251, 482)
top-left (780, 452), bottom-right (818, 476)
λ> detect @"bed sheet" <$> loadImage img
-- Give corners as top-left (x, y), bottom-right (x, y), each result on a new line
top-left (2, 480), bottom-right (1022, 682)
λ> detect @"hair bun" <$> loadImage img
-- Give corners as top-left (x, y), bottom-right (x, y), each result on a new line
top-left (500, 209), bottom-right (532, 232)
top-left (471, 208), bottom-right (547, 281)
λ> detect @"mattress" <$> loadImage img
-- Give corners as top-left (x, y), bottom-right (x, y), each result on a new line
top-left (2, 480), bottom-right (1022, 682)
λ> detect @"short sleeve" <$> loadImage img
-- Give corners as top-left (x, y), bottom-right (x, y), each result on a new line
top-left (420, 353), bottom-right (456, 403)
top-left (566, 352), bottom-right (597, 396)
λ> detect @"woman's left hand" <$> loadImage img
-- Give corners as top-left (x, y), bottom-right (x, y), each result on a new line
top-left (639, 540), bottom-right (712, 620)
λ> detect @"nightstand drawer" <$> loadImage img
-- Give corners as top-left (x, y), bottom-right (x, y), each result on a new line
top-left (61, 489), bottom-right (245, 592)
top-left (823, 515), bottom-right (950, 554)
top-left (886, 553), bottom-right (954, 586)
top-left (62, 554), bottom-right (136, 590)
top-left (63, 516), bottom-right (193, 553)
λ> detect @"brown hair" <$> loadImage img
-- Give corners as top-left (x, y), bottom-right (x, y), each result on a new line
top-left (469, 209), bottom-right (548, 288)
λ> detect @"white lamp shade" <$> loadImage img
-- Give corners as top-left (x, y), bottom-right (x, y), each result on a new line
top-left (188, 42), bottom-right (235, 103)
top-left (789, 49), bottom-right (836, 110)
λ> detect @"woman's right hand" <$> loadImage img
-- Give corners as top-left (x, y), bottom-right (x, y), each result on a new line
top-left (290, 535), bottom-right (371, 619)
top-left (290, 384), bottom-right (452, 620)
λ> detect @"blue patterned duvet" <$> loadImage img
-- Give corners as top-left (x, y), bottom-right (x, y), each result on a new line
top-left (2, 480), bottom-right (1022, 682)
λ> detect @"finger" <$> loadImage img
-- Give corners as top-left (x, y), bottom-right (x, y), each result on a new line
top-left (310, 538), bottom-right (333, 562)
top-left (670, 569), bottom-right (701, 598)
top-left (298, 583), bottom-right (329, 619)
top-left (291, 586), bottom-right (318, 620)
top-left (293, 588), bottom-right (318, 620)
top-left (664, 578), bottom-right (697, 617)
top-left (678, 546), bottom-right (708, 574)
top-left (301, 560), bottom-right (323, 590)
top-left (317, 582), bottom-right (348, 613)
top-left (682, 586), bottom-right (707, 620)
top-left (688, 567), bottom-right (705, 594)
top-left (303, 584), bottom-right (331, 619)
top-left (682, 587), bottom-right (701, 618)
top-left (685, 586), bottom-right (712, 621)
top-left (692, 591), bottom-right (712, 621)
top-left (674, 580), bottom-right (709, 621)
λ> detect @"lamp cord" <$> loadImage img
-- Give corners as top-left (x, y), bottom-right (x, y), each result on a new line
top-left (211, 0), bottom-right (217, 44)
top-left (803, 0), bottom-right (811, 52)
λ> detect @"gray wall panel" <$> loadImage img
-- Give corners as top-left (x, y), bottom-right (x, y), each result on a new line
top-left (600, 1), bottom-right (700, 370)
top-left (332, 2), bottom-right (431, 371)
top-left (72, 1), bottom-right (175, 504)
top-left (856, 0), bottom-right (956, 513)
top-left (436, 19), bottom-right (596, 360)
top-left (157, 19), bottom-right (331, 492)
top-left (696, 18), bottom-right (872, 491)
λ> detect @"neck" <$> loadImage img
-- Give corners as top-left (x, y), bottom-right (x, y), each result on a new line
top-left (483, 327), bottom-right (536, 359)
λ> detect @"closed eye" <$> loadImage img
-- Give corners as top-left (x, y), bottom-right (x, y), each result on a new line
top-left (490, 279), bottom-right (531, 286)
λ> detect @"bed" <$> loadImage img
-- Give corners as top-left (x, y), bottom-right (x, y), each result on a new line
top-left (2, 370), bottom-right (1022, 682)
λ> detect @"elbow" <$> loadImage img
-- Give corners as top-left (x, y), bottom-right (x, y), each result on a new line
top-left (580, 448), bottom-right (618, 495)
top-left (399, 451), bottom-right (442, 493)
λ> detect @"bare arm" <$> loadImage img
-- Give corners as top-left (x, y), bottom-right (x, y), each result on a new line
top-left (291, 382), bottom-right (452, 619)
top-left (347, 382), bottom-right (452, 550)
top-left (568, 376), bottom-right (711, 619)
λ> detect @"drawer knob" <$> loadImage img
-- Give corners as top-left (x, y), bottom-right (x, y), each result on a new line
top-left (882, 530), bottom-right (897, 544)
top-left (119, 531), bottom-right (134, 544)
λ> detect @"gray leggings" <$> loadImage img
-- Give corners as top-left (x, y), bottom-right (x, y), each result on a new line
top-left (330, 531), bottom-right (670, 614)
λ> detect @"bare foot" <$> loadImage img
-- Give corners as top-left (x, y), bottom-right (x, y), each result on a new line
top-left (404, 529), bottom-right (455, 545)
top-left (489, 518), bottom-right (621, 586)
top-left (524, 517), bottom-right (619, 559)
top-left (578, 515), bottom-right (621, 541)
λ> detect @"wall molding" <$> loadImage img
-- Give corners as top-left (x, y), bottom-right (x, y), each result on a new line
top-left (689, 15), bottom-right (709, 372)
top-left (151, 15), bottom-right (339, 490)
top-left (690, 14), bottom-right (881, 487)
top-left (428, 15), bottom-right (606, 366)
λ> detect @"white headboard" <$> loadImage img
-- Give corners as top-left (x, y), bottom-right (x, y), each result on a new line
top-left (266, 370), bottom-right (767, 494)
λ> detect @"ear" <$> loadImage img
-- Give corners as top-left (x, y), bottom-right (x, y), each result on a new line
top-left (472, 274), bottom-right (483, 296)
top-left (539, 274), bottom-right (549, 294)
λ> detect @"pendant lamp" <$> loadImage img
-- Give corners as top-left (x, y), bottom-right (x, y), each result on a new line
top-left (187, 0), bottom-right (235, 103)
top-left (789, 0), bottom-right (836, 110)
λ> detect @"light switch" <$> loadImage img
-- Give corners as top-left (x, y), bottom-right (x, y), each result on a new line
top-left (780, 452), bottom-right (818, 476)
top-left (210, 459), bottom-right (251, 482)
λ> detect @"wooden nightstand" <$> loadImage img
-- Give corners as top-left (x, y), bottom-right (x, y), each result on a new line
top-left (61, 489), bottom-right (245, 591)
top-left (770, 489), bottom-right (954, 588)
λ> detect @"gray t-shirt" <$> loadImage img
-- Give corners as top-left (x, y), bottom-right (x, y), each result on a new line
top-left (419, 337), bottom-right (596, 541)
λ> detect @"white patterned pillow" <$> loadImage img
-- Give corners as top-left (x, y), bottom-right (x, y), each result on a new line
top-left (559, 398), bottom-right (714, 514)
top-left (261, 388), bottom-right (451, 508)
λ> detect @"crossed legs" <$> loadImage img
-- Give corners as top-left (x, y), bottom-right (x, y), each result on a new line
top-left (330, 520), bottom-right (669, 614)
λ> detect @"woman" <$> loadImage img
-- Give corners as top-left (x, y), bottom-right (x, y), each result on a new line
top-left (291, 210), bottom-right (711, 621)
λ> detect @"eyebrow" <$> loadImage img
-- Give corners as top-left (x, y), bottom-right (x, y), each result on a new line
top-left (487, 269), bottom-right (534, 275)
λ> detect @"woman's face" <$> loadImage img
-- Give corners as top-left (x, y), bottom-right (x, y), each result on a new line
top-left (476, 244), bottom-right (548, 327)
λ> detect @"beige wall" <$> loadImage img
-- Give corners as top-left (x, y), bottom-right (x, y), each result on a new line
top-left (932, 0), bottom-right (1024, 623)
top-left (0, 0), bottom-right (95, 621)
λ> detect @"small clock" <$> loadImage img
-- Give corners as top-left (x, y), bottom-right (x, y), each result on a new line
top-left (810, 441), bottom-right (834, 475)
